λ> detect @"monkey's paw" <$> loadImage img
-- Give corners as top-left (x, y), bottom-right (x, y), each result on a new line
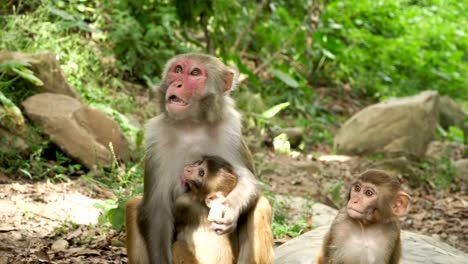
top-left (209, 207), bottom-right (239, 235)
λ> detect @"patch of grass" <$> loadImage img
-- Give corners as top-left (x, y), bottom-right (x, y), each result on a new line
top-left (54, 220), bottom-right (80, 236)
top-left (270, 196), bottom-right (313, 239)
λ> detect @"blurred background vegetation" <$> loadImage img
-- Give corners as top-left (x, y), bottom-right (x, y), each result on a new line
top-left (0, 0), bottom-right (467, 235)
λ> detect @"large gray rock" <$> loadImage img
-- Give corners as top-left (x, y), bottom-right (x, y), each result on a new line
top-left (0, 51), bottom-right (81, 100)
top-left (334, 91), bottom-right (439, 157)
top-left (274, 203), bottom-right (468, 264)
top-left (22, 93), bottom-right (129, 170)
top-left (439, 95), bottom-right (468, 136)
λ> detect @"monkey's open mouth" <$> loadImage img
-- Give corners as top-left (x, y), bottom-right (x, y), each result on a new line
top-left (167, 95), bottom-right (188, 106)
top-left (185, 180), bottom-right (202, 191)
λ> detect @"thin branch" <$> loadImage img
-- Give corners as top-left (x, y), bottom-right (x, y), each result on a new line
top-left (200, 12), bottom-right (214, 54)
top-left (230, 0), bottom-right (269, 54)
top-left (304, 0), bottom-right (327, 64)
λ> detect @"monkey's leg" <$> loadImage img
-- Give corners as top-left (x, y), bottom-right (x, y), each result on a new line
top-left (173, 240), bottom-right (200, 264)
top-left (125, 196), bottom-right (150, 264)
top-left (237, 195), bottom-right (274, 264)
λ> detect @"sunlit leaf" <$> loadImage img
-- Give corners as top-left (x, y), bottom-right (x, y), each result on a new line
top-left (321, 49), bottom-right (336, 60)
top-left (273, 133), bottom-right (291, 154)
top-left (261, 102), bottom-right (290, 119)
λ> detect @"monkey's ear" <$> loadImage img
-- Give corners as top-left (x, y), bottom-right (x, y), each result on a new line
top-left (224, 69), bottom-right (238, 94)
top-left (392, 191), bottom-right (410, 216)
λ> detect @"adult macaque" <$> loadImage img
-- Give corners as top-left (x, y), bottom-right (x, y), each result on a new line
top-left (173, 156), bottom-right (239, 264)
top-left (317, 169), bottom-right (410, 264)
top-left (125, 53), bottom-right (273, 264)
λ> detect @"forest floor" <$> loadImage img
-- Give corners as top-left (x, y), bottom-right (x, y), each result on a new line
top-left (0, 150), bottom-right (467, 263)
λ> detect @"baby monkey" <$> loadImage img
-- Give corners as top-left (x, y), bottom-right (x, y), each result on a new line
top-left (173, 156), bottom-right (239, 264)
top-left (317, 169), bottom-right (410, 264)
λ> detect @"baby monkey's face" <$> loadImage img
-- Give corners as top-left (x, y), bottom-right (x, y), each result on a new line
top-left (180, 159), bottom-right (208, 192)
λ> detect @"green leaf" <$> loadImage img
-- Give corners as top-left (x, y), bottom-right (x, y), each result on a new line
top-left (46, 6), bottom-right (99, 33)
top-left (46, 6), bottom-right (75, 21)
top-left (0, 61), bottom-right (31, 72)
top-left (270, 69), bottom-right (299, 88)
top-left (11, 68), bottom-right (43, 86)
top-left (0, 91), bottom-right (24, 126)
top-left (261, 102), bottom-right (290, 119)
top-left (109, 201), bottom-right (126, 231)
top-left (233, 55), bottom-right (261, 90)
top-left (322, 49), bottom-right (336, 60)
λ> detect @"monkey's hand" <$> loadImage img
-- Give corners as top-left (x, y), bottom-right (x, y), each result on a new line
top-left (209, 205), bottom-right (239, 235)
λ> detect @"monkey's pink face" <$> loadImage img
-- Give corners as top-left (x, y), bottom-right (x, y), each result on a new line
top-left (347, 182), bottom-right (378, 221)
top-left (180, 159), bottom-right (207, 191)
top-left (165, 59), bottom-right (208, 115)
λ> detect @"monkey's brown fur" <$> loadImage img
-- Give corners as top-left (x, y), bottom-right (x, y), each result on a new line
top-left (173, 156), bottom-right (238, 264)
top-left (125, 53), bottom-right (273, 264)
top-left (317, 169), bottom-right (410, 264)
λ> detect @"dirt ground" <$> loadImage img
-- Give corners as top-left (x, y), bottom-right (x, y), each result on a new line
top-left (0, 151), bottom-right (467, 263)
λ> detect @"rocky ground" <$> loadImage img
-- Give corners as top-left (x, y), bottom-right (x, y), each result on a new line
top-left (0, 149), bottom-right (466, 263)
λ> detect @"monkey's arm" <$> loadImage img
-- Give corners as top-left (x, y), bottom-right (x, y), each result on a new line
top-left (388, 224), bottom-right (402, 264)
top-left (317, 230), bottom-right (332, 264)
top-left (209, 166), bottom-right (258, 234)
top-left (139, 156), bottom-right (174, 264)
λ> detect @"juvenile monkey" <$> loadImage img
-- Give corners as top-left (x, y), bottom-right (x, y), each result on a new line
top-left (173, 156), bottom-right (239, 264)
top-left (125, 53), bottom-right (273, 264)
top-left (317, 169), bottom-right (410, 264)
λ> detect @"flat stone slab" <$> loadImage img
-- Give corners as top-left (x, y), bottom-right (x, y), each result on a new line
top-left (274, 203), bottom-right (468, 264)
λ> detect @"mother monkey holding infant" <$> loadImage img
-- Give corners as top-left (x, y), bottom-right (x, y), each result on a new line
top-left (125, 53), bottom-right (274, 264)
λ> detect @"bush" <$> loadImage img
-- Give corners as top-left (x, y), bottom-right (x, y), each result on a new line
top-left (315, 0), bottom-right (468, 99)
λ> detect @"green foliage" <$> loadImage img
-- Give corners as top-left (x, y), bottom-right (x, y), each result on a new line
top-left (419, 156), bottom-right (458, 190)
top-left (272, 218), bottom-right (311, 239)
top-left (95, 198), bottom-right (126, 230)
top-left (317, 0), bottom-right (468, 99)
top-left (446, 126), bottom-right (465, 143)
top-left (1, 142), bottom-right (83, 181)
top-left (271, 197), bottom-right (312, 239)
top-left (0, 61), bottom-right (43, 128)
top-left (84, 157), bottom-right (144, 230)
top-left (328, 181), bottom-right (344, 206)
top-left (437, 125), bottom-right (465, 143)
top-left (109, 0), bottom-right (188, 82)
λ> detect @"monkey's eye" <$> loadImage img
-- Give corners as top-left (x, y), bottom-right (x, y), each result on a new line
top-left (198, 169), bottom-right (205, 177)
top-left (354, 185), bottom-right (361, 192)
top-left (191, 68), bottom-right (201, 76)
top-left (174, 65), bottom-right (183, 73)
top-left (364, 190), bottom-right (374, 197)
